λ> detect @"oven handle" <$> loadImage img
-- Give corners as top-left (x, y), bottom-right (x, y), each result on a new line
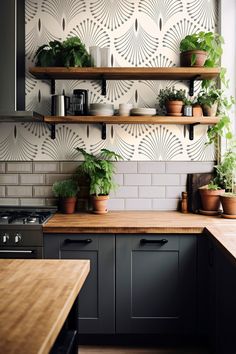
top-left (0, 250), bottom-right (34, 254)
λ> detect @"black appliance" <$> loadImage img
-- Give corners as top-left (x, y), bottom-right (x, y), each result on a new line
top-left (71, 89), bottom-right (89, 115)
top-left (0, 206), bottom-right (56, 259)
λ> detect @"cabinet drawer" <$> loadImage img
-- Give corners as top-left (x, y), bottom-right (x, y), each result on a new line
top-left (118, 234), bottom-right (179, 251)
top-left (60, 234), bottom-right (99, 251)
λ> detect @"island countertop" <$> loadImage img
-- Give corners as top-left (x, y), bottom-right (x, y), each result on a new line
top-left (43, 211), bottom-right (236, 261)
top-left (0, 259), bottom-right (90, 354)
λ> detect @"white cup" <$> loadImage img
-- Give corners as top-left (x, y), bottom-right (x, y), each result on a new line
top-left (100, 47), bottom-right (111, 67)
top-left (89, 46), bottom-right (101, 67)
top-left (118, 103), bottom-right (133, 116)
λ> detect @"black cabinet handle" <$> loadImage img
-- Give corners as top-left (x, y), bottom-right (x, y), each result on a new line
top-left (140, 238), bottom-right (168, 245)
top-left (64, 238), bottom-right (92, 244)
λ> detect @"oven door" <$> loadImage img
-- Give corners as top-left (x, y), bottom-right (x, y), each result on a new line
top-left (0, 247), bottom-right (43, 259)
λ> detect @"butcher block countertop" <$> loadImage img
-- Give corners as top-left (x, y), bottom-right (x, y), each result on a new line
top-left (43, 211), bottom-right (236, 261)
top-left (0, 259), bottom-right (90, 354)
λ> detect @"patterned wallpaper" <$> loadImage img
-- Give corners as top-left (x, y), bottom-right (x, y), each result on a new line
top-left (0, 0), bottom-right (217, 161)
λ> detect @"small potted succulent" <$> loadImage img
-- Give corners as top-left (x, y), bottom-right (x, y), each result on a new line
top-left (157, 87), bottom-right (186, 116)
top-left (179, 31), bottom-right (223, 67)
top-left (52, 179), bottom-right (79, 214)
top-left (76, 148), bottom-right (122, 214)
top-left (35, 37), bottom-right (91, 67)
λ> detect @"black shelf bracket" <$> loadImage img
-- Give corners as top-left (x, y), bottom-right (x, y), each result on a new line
top-left (50, 123), bottom-right (56, 139)
top-left (51, 79), bottom-right (55, 95)
top-left (101, 76), bottom-right (107, 96)
top-left (189, 123), bottom-right (200, 140)
top-left (189, 75), bottom-right (200, 96)
top-left (101, 123), bottom-right (106, 139)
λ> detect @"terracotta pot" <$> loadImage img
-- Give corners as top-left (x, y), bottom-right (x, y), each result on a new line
top-left (91, 195), bottom-right (109, 214)
top-left (180, 50), bottom-right (208, 67)
top-left (220, 194), bottom-right (236, 215)
top-left (165, 100), bottom-right (183, 116)
top-left (59, 197), bottom-right (77, 214)
top-left (202, 102), bottom-right (218, 117)
top-left (192, 104), bottom-right (203, 117)
top-left (199, 188), bottom-right (225, 211)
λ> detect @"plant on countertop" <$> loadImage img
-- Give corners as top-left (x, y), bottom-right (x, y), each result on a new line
top-left (52, 179), bottom-right (79, 214)
top-left (35, 37), bottom-right (91, 67)
top-left (76, 148), bottom-right (123, 214)
top-left (180, 31), bottom-right (223, 67)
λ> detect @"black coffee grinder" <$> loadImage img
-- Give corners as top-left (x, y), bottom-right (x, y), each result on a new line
top-left (71, 89), bottom-right (89, 115)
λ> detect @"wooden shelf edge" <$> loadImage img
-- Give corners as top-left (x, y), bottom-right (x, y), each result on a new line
top-left (29, 66), bottom-right (221, 81)
top-left (44, 115), bottom-right (220, 125)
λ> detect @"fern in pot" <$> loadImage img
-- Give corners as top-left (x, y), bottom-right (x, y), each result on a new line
top-left (52, 179), bottom-right (79, 214)
top-left (157, 87), bottom-right (186, 116)
top-left (76, 148), bottom-right (122, 214)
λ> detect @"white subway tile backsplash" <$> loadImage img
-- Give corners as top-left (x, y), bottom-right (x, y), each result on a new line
top-left (45, 174), bottom-right (72, 185)
top-left (115, 161), bottom-right (138, 173)
top-left (0, 186), bottom-right (5, 197)
top-left (138, 162), bottom-right (165, 173)
top-left (152, 198), bottom-right (180, 210)
top-left (111, 186), bottom-right (138, 198)
top-left (60, 162), bottom-right (78, 173)
top-left (20, 174), bottom-right (45, 185)
top-left (33, 186), bottom-right (53, 197)
top-left (20, 198), bottom-right (45, 206)
top-left (108, 199), bottom-right (125, 210)
top-left (124, 174), bottom-right (151, 186)
top-left (0, 163), bottom-right (5, 173)
top-left (0, 175), bottom-right (18, 185)
top-left (0, 198), bottom-right (19, 206)
top-left (166, 162), bottom-right (214, 173)
top-left (7, 162), bottom-right (32, 173)
top-left (33, 162), bottom-right (59, 173)
top-left (166, 186), bottom-right (186, 199)
top-left (114, 174), bottom-right (124, 185)
top-left (152, 174), bottom-right (180, 186)
top-left (139, 186), bottom-right (165, 198)
top-left (7, 186), bottom-right (32, 197)
top-left (125, 199), bottom-right (152, 210)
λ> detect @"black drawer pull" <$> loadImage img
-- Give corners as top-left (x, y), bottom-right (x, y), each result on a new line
top-left (140, 239), bottom-right (168, 245)
top-left (64, 238), bottom-right (92, 244)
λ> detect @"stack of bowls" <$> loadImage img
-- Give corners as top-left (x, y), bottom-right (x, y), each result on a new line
top-left (90, 103), bottom-right (114, 116)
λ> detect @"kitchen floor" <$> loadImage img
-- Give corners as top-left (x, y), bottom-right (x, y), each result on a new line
top-left (80, 345), bottom-right (209, 353)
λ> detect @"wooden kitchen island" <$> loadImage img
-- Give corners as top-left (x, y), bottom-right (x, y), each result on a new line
top-left (0, 259), bottom-right (90, 354)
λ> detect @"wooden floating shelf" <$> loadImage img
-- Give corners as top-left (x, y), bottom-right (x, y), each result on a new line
top-left (44, 115), bottom-right (220, 125)
top-left (30, 67), bottom-right (221, 81)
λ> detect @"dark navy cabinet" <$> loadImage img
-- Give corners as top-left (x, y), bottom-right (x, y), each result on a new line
top-left (116, 234), bottom-right (197, 334)
top-left (44, 233), bottom-right (115, 334)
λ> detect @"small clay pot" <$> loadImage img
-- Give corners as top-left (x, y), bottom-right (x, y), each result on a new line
top-left (220, 194), bottom-right (236, 215)
top-left (192, 104), bottom-right (203, 117)
top-left (165, 100), bottom-right (183, 116)
top-left (199, 188), bottom-right (225, 211)
top-left (91, 195), bottom-right (109, 214)
top-left (202, 102), bottom-right (218, 117)
top-left (59, 197), bottom-right (77, 214)
top-left (180, 50), bottom-right (208, 67)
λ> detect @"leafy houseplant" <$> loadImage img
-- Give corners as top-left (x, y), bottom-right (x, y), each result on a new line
top-left (76, 148), bottom-right (122, 214)
top-left (180, 31), bottom-right (223, 67)
top-left (157, 87), bottom-right (186, 116)
top-left (52, 179), bottom-right (79, 214)
top-left (197, 86), bottom-right (222, 117)
top-left (35, 37), bottom-right (91, 67)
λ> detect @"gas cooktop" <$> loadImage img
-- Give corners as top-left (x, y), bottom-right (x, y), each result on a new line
top-left (0, 207), bottom-right (57, 226)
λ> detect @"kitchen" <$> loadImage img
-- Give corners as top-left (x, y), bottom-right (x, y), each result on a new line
top-left (0, 0), bottom-right (236, 353)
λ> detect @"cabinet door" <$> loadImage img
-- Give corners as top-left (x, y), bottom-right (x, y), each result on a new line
top-left (116, 234), bottom-right (197, 334)
top-left (44, 234), bottom-right (115, 334)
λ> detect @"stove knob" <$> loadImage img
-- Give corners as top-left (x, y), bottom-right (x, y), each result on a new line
top-left (2, 233), bottom-right (9, 243)
top-left (14, 233), bottom-right (22, 243)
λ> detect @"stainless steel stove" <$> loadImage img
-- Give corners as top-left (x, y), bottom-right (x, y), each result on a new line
top-left (0, 206), bottom-right (56, 258)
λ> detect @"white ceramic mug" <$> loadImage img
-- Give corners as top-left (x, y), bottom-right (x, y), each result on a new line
top-left (118, 103), bottom-right (133, 116)
top-left (100, 47), bottom-right (111, 67)
top-left (89, 46), bottom-right (101, 67)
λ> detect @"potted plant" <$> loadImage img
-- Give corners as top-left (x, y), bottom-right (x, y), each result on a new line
top-left (216, 148), bottom-right (236, 217)
top-left (179, 31), bottom-right (223, 67)
top-left (198, 181), bottom-right (225, 214)
top-left (52, 179), bottom-right (79, 214)
top-left (197, 86), bottom-right (222, 117)
top-left (76, 148), bottom-right (122, 214)
top-left (35, 37), bottom-right (91, 67)
top-left (157, 87), bottom-right (186, 116)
